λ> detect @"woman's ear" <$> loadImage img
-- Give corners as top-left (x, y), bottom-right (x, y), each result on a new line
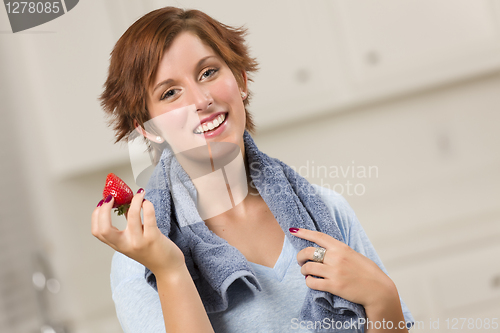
top-left (241, 70), bottom-right (248, 92)
top-left (240, 71), bottom-right (248, 100)
top-left (133, 120), bottom-right (164, 143)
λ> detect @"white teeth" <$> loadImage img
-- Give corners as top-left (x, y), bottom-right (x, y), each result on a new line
top-left (194, 113), bottom-right (226, 134)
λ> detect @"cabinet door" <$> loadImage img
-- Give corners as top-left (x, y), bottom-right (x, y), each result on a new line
top-left (1, 0), bottom-right (131, 178)
top-left (433, 244), bottom-right (500, 313)
top-left (331, 0), bottom-right (500, 99)
top-left (239, 0), bottom-right (348, 129)
top-left (154, 0), bottom-right (500, 131)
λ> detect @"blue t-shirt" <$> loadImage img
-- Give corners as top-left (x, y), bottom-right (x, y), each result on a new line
top-left (110, 185), bottom-right (414, 332)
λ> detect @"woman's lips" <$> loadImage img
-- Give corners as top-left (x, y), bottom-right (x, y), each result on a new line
top-left (194, 112), bottom-right (228, 138)
top-left (193, 112), bottom-right (226, 132)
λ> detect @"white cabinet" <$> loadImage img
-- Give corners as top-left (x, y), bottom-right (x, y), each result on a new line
top-left (1, 0), bottom-right (131, 179)
top-left (331, 0), bottom-right (500, 100)
top-left (389, 243), bottom-right (500, 332)
top-left (433, 245), bottom-right (500, 314)
top-left (163, 0), bottom-right (500, 132)
top-left (237, 0), bottom-right (349, 129)
top-left (5, 0), bottom-right (500, 177)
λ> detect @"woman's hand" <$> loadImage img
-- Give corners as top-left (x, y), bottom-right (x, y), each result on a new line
top-left (291, 228), bottom-right (408, 332)
top-left (92, 189), bottom-right (214, 332)
top-left (91, 189), bottom-right (185, 276)
top-left (291, 227), bottom-right (395, 306)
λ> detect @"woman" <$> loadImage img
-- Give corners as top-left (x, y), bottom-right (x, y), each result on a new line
top-left (91, 7), bottom-right (414, 333)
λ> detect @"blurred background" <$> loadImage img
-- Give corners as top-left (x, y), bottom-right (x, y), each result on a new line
top-left (1, 0), bottom-right (499, 332)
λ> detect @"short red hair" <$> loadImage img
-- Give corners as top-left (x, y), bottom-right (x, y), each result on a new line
top-left (100, 7), bottom-right (258, 144)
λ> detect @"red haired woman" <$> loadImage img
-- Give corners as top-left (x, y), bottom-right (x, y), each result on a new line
top-left (91, 7), bottom-right (414, 333)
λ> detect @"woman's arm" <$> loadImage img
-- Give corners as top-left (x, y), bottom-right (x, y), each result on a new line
top-left (91, 190), bottom-right (214, 333)
top-left (292, 228), bottom-right (408, 332)
top-left (156, 265), bottom-right (214, 332)
top-left (363, 290), bottom-right (408, 332)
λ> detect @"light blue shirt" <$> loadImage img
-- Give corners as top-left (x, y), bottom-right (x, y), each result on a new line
top-left (110, 186), bottom-right (414, 332)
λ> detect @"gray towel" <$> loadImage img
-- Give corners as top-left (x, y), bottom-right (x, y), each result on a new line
top-left (144, 130), bottom-right (365, 329)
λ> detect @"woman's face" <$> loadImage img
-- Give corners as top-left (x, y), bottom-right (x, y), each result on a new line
top-left (145, 31), bottom-right (247, 158)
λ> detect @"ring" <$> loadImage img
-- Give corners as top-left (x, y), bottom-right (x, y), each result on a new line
top-left (312, 247), bottom-right (327, 263)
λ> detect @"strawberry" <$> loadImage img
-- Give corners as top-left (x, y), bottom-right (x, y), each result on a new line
top-left (102, 173), bottom-right (134, 216)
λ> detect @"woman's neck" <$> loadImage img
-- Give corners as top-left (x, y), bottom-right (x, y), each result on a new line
top-left (174, 142), bottom-right (254, 220)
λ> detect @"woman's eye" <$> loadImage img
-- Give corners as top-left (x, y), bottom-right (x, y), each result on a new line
top-left (160, 89), bottom-right (176, 101)
top-left (201, 68), bottom-right (218, 80)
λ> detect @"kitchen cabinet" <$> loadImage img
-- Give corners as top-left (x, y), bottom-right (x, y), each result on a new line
top-left (4, 0), bottom-right (500, 180)
top-left (389, 243), bottom-right (500, 332)
top-left (331, 0), bottom-right (500, 101)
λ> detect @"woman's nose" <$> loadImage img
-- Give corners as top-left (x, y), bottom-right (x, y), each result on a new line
top-left (187, 83), bottom-right (213, 112)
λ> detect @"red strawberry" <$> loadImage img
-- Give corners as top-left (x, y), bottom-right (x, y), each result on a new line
top-left (102, 173), bottom-right (134, 216)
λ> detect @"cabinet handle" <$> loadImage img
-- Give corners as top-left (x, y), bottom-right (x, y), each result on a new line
top-left (295, 68), bottom-right (311, 84)
top-left (492, 275), bottom-right (500, 289)
top-left (365, 50), bottom-right (381, 66)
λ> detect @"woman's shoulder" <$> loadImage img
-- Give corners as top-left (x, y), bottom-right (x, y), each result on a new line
top-left (311, 183), bottom-right (351, 207)
top-left (311, 184), bottom-right (357, 245)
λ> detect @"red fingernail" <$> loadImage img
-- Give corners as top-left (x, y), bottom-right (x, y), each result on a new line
top-left (289, 227), bottom-right (299, 233)
top-left (97, 199), bottom-right (104, 207)
top-left (104, 194), bottom-right (113, 203)
top-left (137, 188), bottom-right (144, 194)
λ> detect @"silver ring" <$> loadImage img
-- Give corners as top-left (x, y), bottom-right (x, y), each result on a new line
top-left (312, 247), bottom-right (327, 263)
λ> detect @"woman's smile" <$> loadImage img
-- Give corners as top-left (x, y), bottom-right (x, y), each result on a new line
top-left (193, 112), bottom-right (228, 136)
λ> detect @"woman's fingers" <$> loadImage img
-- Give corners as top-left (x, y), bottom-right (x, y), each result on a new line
top-left (290, 227), bottom-right (342, 250)
top-left (91, 202), bottom-right (105, 243)
top-left (142, 199), bottom-right (158, 237)
top-left (126, 189), bottom-right (146, 236)
top-left (300, 261), bottom-right (331, 292)
top-left (96, 195), bottom-right (122, 247)
top-left (92, 189), bottom-right (159, 251)
top-left (304, 273), bottom-right (329, 292)
top-left (292, 228), bottom-right (349, 267)
top-left (296, 247), bottom-right (322, 267)
top-left (301, 261), bottom-right (327, 278)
